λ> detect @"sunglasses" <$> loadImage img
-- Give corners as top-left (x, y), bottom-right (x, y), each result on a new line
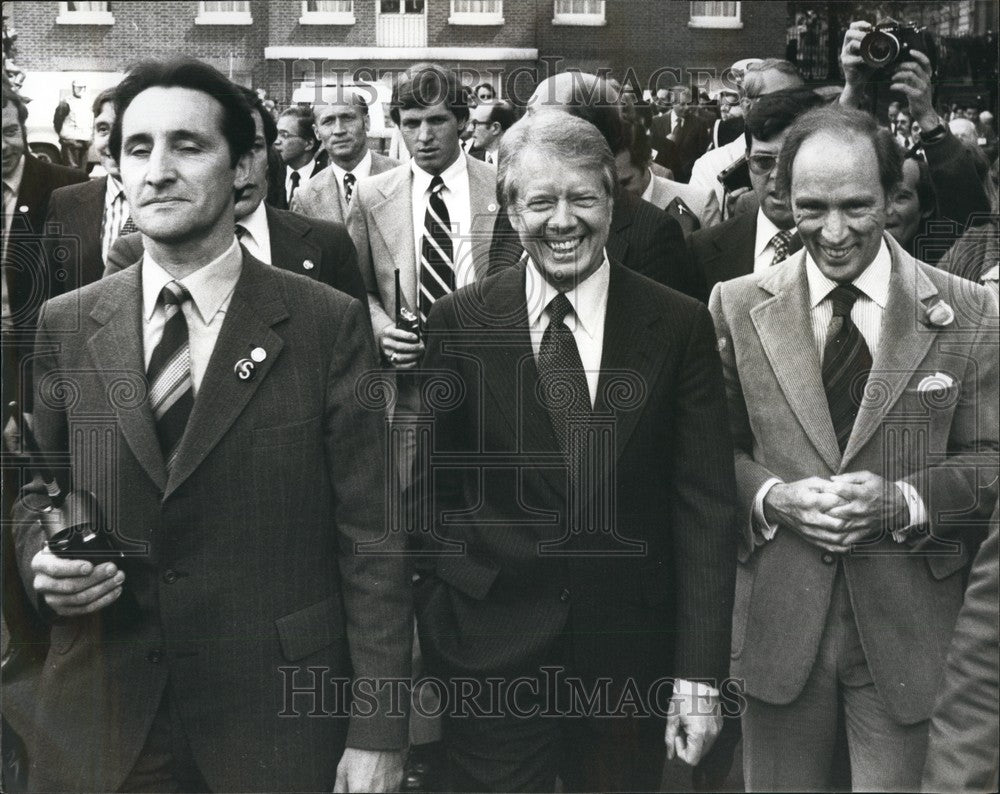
top-left (747, 153), bottom-right (779, 175)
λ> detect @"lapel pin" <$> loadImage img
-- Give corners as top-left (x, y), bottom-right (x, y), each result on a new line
top-left (922, 298), bottom-right (955, 328)
top-left (234, 358), bottom-right (256, 381)
top-left (18, 205), bottom-right (28, 213)
top-left (250, 346), bottom-right (266, 363)
top-left (487, 202), bottom-right (498, 213)
top-left (303, 259), bottom-right (315, 271)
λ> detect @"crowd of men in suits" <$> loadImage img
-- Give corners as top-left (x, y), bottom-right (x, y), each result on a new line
top-left (0, 15), bottom-right (998, 793)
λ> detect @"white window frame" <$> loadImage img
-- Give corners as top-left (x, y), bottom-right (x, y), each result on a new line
top-left (195, 1), bottom-right (253, 26)
top-left (449, 0), bottom-right (504, 26)
top-left (688, 1), bottom-right (743, 30)
top-left (552, 0), bottom-right (605, 27)
top-left (299, 1), bottom-right (356, 25)
top-left (56, 1), bottom-right (115, 25)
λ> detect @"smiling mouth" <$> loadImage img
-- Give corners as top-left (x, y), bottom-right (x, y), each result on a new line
top-left (545, 238), bottom-right (583, 255)
top-left (820, 244), bottom-right (853, 261)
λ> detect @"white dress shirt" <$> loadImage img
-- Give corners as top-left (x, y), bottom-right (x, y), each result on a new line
top-left (752, 238), bottom-right (926, 541)
top-left (234, 200), bottom-right (272, 265)
top-left (285, 156), bottom-right (318, 204)
top-left (329, 149), bottom-right (372, 205)
top-left (410, 154), bottom-right (474, 290)
top-left (752, 208), bottom-right (790, 273)
top-left (142, 239), bottom-right (242, 396)
top-left (101, 175), bottom-right (133, 265)
top-left (525, 253), bottom-right (610, 408)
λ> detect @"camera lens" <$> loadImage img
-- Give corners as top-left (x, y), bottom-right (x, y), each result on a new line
top-left (860, 30), bottom-right (900, 67)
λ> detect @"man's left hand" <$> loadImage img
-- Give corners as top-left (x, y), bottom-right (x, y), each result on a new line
top-left (333, 747), bottom-right (404, 793)
top-left (820, 470), bottom-right (909, 546)
top-left (665, 688), bottom-right (721, 766)
top-left (890, 50), bottom-right (938, 130)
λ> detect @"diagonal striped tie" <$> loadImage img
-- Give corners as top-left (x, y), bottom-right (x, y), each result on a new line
top-left (418, 175), bottom-right (455, 326)
top-left (822, 284), bottom-right (872, 453)
top-left (119, 213), bottom-right (138, 237)
top-left (147, 281), bottom-right (193, 468)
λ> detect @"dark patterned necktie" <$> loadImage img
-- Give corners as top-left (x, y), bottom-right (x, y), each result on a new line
top-left (418, 175), bottom-right (455, 325)
top-left (343, 172), bottom-right (356, 204)
top-left (769, 229), bottom-right (796, 266)
top-left (288, 170), bottom-right (300, 205)
top-left (822, 284), bottom-right (872, 453)
top-left (119, 213), bottom-right (138, 236)
top-left (147, 281), bottom-right (193, 468)
top-left (537, 293), bottom-right (590, 457)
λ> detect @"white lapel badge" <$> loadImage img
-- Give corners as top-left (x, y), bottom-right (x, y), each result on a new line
top-left (302, 259), bottom-right (315, 271)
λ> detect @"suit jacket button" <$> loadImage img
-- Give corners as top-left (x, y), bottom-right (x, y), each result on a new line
top-left (163, 570), bottom-right (179, 584)
top-left (147, 648), bottom-right (164, 664)
top-left (822, 553), bottom-right (835, 565)
top-left (560, 588), bottom-right (571, 602)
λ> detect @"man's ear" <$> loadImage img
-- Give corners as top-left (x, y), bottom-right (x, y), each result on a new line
top-left (233, 150), bottom-right (253, 192)
top-left (456, 115), bottom-right (468, 135)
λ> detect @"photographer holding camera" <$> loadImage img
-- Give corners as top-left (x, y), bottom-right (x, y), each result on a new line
top-left (839, 20), bottom-right (991, 263)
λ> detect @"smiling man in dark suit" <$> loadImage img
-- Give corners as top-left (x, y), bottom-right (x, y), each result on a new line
top-left (415, 111), bottom-right (737, 792)
top-left (105, 87), bottom-right (366, 304)
top-left (7, 57), bottom-right (410, 793)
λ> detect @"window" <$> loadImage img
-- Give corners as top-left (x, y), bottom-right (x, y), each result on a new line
top-left (689, 1), bottom-right (742, 29)
top-left (56, 1), bottom-right (114, 25)
top-left (300, 0), bottom-right (355, 25)
top-left (196, 1), bottom-right (252, 25)
top-left (379, 1), bottom-right (425, 12)
top-left (450, 0), bottom-right (503, 25)
top-left (552, 0), bottom-right (605, 26)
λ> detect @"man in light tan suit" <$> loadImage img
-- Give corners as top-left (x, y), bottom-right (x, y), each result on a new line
top-left (346, 64), bottom-right (499, 371)
top-left (710, 105), bottom-right (998, 791)
top-left (291, 90), bottom-right (398, 225)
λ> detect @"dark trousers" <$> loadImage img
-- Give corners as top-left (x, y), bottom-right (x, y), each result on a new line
top-left (742, 567), bottom-right (929, 792)
top-left (119, 687), bottom-right (210, 793)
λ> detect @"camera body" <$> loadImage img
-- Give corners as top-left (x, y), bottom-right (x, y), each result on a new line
top-left (860, 23), bottom-right (937, 75)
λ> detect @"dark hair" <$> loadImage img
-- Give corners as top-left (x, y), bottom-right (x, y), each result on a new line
top-left (776, 105), bottom-right (903, 201)
top-left (1, 85), bottom-right (28, 126)
top-left (483, 99), bottom-right (518, 133)
top-left (278, 104), bottom-right (318, 149)
top-left (902, 151), bottom-right (936, 215)
top-left (91, 86), bottom-right (117, 117)
top-left (474, 82), bottom-right (495, 99)
top-left (620, 118), bottom-right (652, 167)
top-left (391, 63), bottom-right (469, 125)
top-left (743, 87), bottom-right (823, 148)
top-left (109, 57), bottom-right (254, 167)
top-left (237, 85), bottom-right (277, 146)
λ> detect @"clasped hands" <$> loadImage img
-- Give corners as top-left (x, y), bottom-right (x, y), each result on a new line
top-left (763, 471), bottom-right (909, 553)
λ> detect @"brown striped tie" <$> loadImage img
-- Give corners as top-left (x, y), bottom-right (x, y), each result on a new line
top-left (147, 281), bottom-right (193, 468)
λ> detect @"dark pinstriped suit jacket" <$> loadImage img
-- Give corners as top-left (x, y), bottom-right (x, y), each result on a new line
top-left (7, 254), bottom-right (412, 793)
top-left (414, 262), bottom-right (737, 694)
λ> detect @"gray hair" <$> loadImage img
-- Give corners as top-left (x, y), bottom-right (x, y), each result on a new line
top-left (497, 112), bottom-right (616, 208)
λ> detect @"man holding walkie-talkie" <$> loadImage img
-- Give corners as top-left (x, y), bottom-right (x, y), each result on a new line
top-left (5, 58), bottom-right (411, 794)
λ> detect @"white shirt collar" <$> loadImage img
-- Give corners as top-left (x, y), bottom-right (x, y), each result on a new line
top-left (330, 149), bottom-right (372, 182)
top-left (410, 151), bottom-right (467, 196)
top-left (143, 238), bottom-right (242, 324)
top-left (753, 207), bottom-right (786, 258)
top-left (806, 237), bottom-right (892, 309)
top-left (106, 174), bottom-right (125, 200)
top-left (237, 200), bottom-right (269, 246)
top-left (525, 252), bottom-right (611, 339)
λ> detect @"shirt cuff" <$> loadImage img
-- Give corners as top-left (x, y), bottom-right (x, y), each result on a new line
top-left (892, 480), bottom-right (927, 542)
top-left (674, 678), bottom-right (720, 698)
top-left (751, 477), bottom-right (783, 544)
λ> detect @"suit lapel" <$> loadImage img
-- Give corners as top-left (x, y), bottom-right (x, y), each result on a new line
top-left (595, 264), bottom-right (659, 463)
top-left (751, 256), bottom-right (841, 471)
top-left (467, 157), bottom-right (500, 281)
top-left (266, 205), bottom-right (322, 277)
top-left (371, 168), bottom-right (417, 311)
top-left (708, 211), bottom-right (756, 283)
top-left (164, 256), bottom-right (288, 498)
top-left (840, 239), bottom-right (940, 468)
top-left (86, 263), bottom-right (168, 491)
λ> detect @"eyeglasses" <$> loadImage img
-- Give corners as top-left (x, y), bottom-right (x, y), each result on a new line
top-left (469, 120), bottom-right (494, 129)
top-left (276, 130), bottom-right (303, 141)
top-left (747, 153), bottom-right (779, 175)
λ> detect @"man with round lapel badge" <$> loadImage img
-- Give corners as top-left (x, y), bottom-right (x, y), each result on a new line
top-left (7, 57), bottom-right (411, 793)
top-left (414, 111), bottom-right (737, 792)
top-left (709, 104), bottom-right (998, 790)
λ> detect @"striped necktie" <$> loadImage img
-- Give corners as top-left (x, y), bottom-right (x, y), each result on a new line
top-left (119, 213), bottom-right (138, 236)
top-left (822, 284), bottom-right (872, 453)
top-left (418, 175), bottom-right (455, 325)
top-left (147, 281), bottom-right (194, 468)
